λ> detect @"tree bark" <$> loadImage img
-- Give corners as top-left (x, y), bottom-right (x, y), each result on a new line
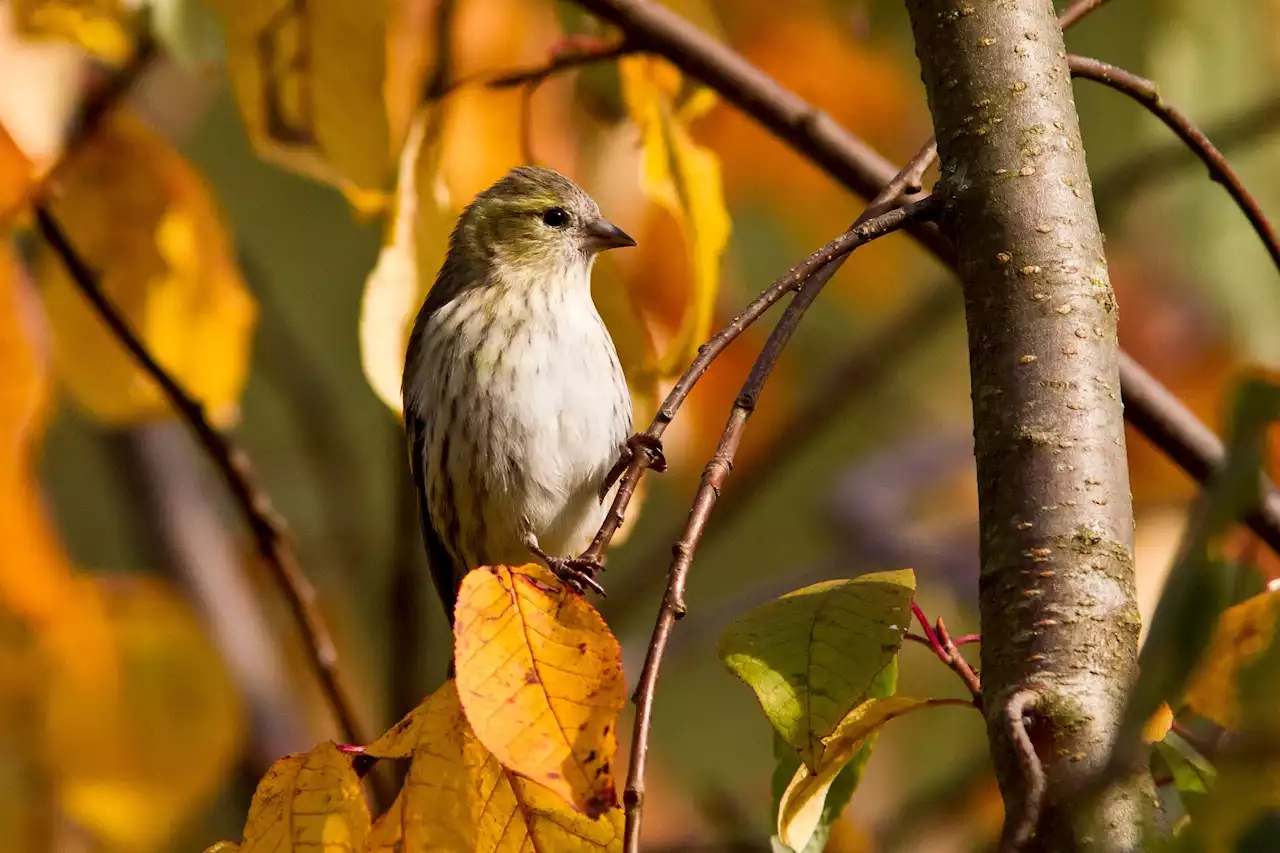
top-left (903, 1), bottom-right (1154, 849)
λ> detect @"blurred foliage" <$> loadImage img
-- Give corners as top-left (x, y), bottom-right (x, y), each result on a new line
top-left (0, 0), bottom-right (1274, 850)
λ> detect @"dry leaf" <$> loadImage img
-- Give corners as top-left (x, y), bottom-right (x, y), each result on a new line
top-left (366, 680), bottom-right (623, 853)
top-left (37, 109), bottom-right (256, 426)
top-left (359, 104), bottom-right (454, 414)
top-left (209, 741), bottom-right (369, 853)
top-left (454, 564), bottom-right (625, 816)
top-left (619, 55), bottom-right (730, 378)
top-left (11, 0), bottom-right (132, 65)
top-left (778, 697), bottom-right (968, 851)
top-left (1142, 702), bottom-right (1174, 744)
top-left (207, 0), bottom-right (435, 212)
top-left (0, 122), bottom-right (34, 225)
top-left (1185, 590), bottom-right (1280, 729)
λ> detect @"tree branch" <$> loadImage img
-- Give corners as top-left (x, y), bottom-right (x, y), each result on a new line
top-left (1068, 55), bottom-right (1280, 273)
top-left (1055, 0), bottom-right (1115, 31)
top-left (619, 196), bottom-right (940, 853)
top-left (904, 0), bottom-right (1152, 847)
top-left (564, 0), bottom-right (1280, 559)
top-left (32, 209), bottom-right (380, 783)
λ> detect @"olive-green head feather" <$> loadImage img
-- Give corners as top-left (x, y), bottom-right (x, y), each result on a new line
top-left (451, 166), bottom-right (635, 277)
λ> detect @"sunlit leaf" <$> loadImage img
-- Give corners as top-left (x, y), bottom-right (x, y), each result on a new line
top-left (453, 564), bottom-right (625, 817)
top-left (11, 0), bottom-right (132, 64)
top-left (618, 54), bottom-right (730, 378)
top-left (207, 741), bottom-right (369, 853)
top-left (359, 105), bottom-right (453, 414)
top-left (769, 659), bottom-right (897, 853)
top-left (718, 569), bottom-right (915, 770)
top-left (46, 575), bottom-right (244, 853)
top-left (1155, 732), bottom-right (1216, 798)
top-left (1143, 702), bottom-right (1175, 745)
top-left (1185, 590), bottom-right (1280, 730)
top-left (0, 122), bottom-right (34, 225)
top-left (207, 0), bottom-right (436, 212)
top-left (777, 694), bottom-right (967, 853)
top-left (366, 680), bottom-right (623, 852)
top-left (37, 109), bottom-right (257, 426)
top-left (1124, 375), bottom-right (1280, 741)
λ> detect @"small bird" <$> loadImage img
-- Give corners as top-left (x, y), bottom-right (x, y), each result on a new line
top-left (403, 166), bottom-right (652, 621)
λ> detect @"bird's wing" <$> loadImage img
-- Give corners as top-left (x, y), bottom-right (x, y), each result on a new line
top-left (407, 410), bottom-right (463, 625)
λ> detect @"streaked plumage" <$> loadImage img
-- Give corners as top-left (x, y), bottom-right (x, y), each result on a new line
top-left (403, 166), bottom-right (635, 620)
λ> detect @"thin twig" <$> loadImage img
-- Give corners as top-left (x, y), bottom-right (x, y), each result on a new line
top-left (936, 617), bottom-right (982, 708)
top-left (485, 38), bottom-right (636, 90)
top-left (32, 209), bottom-right (384, 798)
top-left (581, 196), bottom-right (939, 566)
top-left (620, 196), bottom-right (941, 853)
top-left (1069, 55), bottom-right (1280, 274)
top-left (1000, 690), bottom-right (1046, 852)
top-left (1056, 0), bottom-right (1115, 30)
top-left (565, 0), bottom-right (1280, 559)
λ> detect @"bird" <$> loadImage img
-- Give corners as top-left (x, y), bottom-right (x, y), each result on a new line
top-left (402, 165), bottom-right (658, 623)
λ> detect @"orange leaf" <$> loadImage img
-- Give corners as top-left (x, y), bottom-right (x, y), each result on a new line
top-left (37, 109), bottom-right (257, 426)
top-left (366, 680), bottom-right (622, 853)
top-left (1142, 702), bottom-right (1174, 744)
top-left (0, 122), bottom-right (34, 225)
top-left (1185, 590), bottom-right (1280, 729)
top-left (453, 564), bottom-right (625, 816)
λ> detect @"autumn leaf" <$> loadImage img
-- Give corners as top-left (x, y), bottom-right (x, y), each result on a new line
top-left (0, 121), bottom-right (34, 226)
top-left (45, 575), bottom-right (244, 853)
top-left (453, 564), bottom-right (625, 816)
top-left (1185, 590), bottom-right (1280, 729)
top-left (778, 694), bottom-right (968, 852)
top-left (718, 569), bottom-right (915, 770)
top-left (208, 741), bottom-right (369, 853)
top-left (619, 54), bottom-right (730, 378)
top-left (366, 680), bottom-right (622, 852)
top-left (11, 0), bottom-right (133, 65)
top-left (36, 109), bottom-right (257, 426)
top-left (359, 104), bottom-right (454, 414)
top-left (1142, 701), bottom-right (1174, 745)
top-left (207, 0), bottom-right (435, 212)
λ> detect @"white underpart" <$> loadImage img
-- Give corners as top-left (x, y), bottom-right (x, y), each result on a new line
top-left (406, 257), bottom-right (631, 570)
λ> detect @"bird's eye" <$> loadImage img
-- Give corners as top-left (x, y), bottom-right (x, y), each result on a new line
top-left (542, 207), bottom-right (570, 228)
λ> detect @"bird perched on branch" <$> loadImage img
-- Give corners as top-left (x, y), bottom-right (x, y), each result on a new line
top-left (403, 166), bottom-right (659, 622)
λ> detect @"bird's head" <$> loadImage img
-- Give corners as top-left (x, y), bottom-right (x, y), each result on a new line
top-left (454, 166), bottom-right (636, 279)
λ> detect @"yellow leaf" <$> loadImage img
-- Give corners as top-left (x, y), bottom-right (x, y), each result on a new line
top-left (45, 575), bottom-right (244, 853)
top-left (619, 55), bottom-right (730, 378)
top-left (366, 680), bottom-right (623, 853)
top-left (1185, 590), bottom-right (1280, 729)
top-left (1142, 702), bottom-right (1174, 744)
top-left (454, 564), bottom-right (625, 817)
top-left (209, 741), bottom-right (369, 853)
top-left (359, 105), bottom-right (454, 414)
top-left (0, 122), bottom-right (34, 225)
top-left (778, 697), bottom-right (969, 852)
top-left (37, 110), bottom-right (257, 426)
top-left (11, 0), bottom-right (132, 65)
top-left (207, 0), bottom-right (435, 211)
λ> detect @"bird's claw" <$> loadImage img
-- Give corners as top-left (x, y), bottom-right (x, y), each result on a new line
top-left (545, 556), bottom-right (607, 598)
top-left (599, 433), bottom-right (668, 502)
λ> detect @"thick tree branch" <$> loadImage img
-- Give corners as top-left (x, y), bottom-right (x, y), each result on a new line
top-left (565, 0), bottom-right (1280, 558)
top-left (32, 209), bottom-right (378, 774)
top-left (619, 196), bottom-right (939, 852)
top-left (904, 1), bottom-right (1152, 848)
top-left (1068, 55), bottom-right (1280, 273)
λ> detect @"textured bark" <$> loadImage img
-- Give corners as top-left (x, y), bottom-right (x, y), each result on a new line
top-left (903, 1), bottom-right (1153, 849)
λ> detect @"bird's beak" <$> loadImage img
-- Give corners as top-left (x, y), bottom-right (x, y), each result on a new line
top-left (584, 217), bottom-right (637, 251)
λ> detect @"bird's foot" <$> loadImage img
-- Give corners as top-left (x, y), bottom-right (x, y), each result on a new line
top-left (527, 541), bottom-right (606, 597)
top-left (544, 555), bottom-right (607, 598)
top-left (599, 433), bottom-right (668, 502)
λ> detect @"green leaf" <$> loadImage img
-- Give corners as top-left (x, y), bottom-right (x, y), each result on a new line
top-left (1123, 377), bottom-right (1280, 742)
top-left (718, 569), bottom-right (915, 770)
top-left (768, 660), bottom-right (897, 853)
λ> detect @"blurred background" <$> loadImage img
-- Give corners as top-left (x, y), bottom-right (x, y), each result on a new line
top-left (1, 0), bottom-right (1278, 850)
